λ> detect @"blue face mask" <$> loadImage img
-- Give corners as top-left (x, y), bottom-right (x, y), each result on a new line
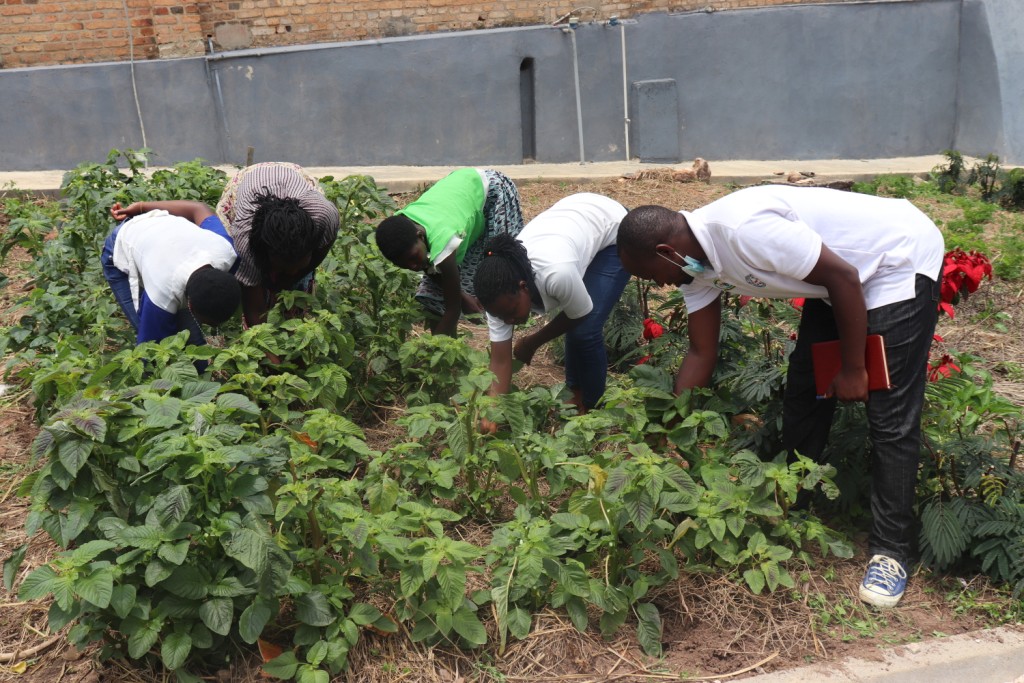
top-left (657, 249), bottom-right (707, 279)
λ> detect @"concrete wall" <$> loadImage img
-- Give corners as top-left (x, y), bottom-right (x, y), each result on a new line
top-left (954, 0), bottom-right (1024, 164)
top-left (1, 0), bottom-right (1021, 171)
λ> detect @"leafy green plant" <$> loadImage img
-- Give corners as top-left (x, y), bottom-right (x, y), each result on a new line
top-left (919, 355), bottom-right (1024, 595)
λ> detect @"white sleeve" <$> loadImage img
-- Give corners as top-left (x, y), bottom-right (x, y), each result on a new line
top-left (544, 266), bottom-right (593, 320)
top-left (487, 312), bottom-right (514, 342)
top-left (679, 282), bottom-right (720, 313)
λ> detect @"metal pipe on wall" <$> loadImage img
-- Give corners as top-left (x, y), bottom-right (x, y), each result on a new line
top-left (564, 25), bottom-right (586, 165)
top-left (205, 38), bottom-right (232, 163)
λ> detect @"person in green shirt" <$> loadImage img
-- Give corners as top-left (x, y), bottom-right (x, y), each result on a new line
top-left (375, 168), bottom-right (524, 336)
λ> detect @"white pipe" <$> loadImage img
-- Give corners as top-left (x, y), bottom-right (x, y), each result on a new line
top-left (567, 27), bottom-right (586, 165)
top-left (620, 22), bottom-right (630, 161)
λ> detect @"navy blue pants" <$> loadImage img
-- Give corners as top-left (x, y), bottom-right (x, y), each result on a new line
top-left (564, 245), bottom-right (631, 409)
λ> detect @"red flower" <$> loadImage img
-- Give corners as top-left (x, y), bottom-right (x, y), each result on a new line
top-left (636, 355), bottom-right (651, 365)
top-left (790, 298), bottom-right (805, 309)
top-left (933, 334), bottom-right (944, 343)
top-left (738, 295), bottom-right (753, 308)
top-left (939, 249), bottom-right (992, 317)
top-left (928, 354), bottom-right (961, 381)
top-left (642, 318), bottom-right (664, 340)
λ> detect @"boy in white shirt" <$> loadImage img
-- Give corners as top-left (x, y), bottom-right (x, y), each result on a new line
top-left (616, 185), bottom-right (944, 609)
top-left (473, 193), bottom-right (630, 417)
top-left (102, 201), bottom-right (240, 350)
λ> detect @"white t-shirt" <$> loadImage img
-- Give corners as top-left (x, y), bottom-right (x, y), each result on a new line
top-left (113, 209), bottom-right (238, 314)
top-left (487, 193), bottom-right (627, 342)
top-left (678, 185), bottom-right (944, 313)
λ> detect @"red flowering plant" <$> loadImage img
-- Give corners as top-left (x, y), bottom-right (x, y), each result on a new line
top-left (938, 248), bottom-right (992, 318)
top-left (927, 249), bottom-right (992, 382)
top-left (636, 317), bottom-right (665, 365)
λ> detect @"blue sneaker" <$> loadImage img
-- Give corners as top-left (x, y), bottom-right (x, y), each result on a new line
top-left (859, 554), bottom-right (908, 608)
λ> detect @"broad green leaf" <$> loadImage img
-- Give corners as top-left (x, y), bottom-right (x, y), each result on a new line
top-left (3, 544), bottom-right (27, 592)
top-left (451, 608), bottom-right (487, 645)
top-left (565, 596), bottom-right (588, 632)
top-left (199, 597), bottom-right (233, 636)
top-left (128, 620), bottom-right (161, 658)
top-left (70, 411), bottom-right (107, 441)
top-left (158, 541), bottom-right (190, 566)
top-left (57, 439), bottom-right (93, 477)
top-left (161, 631), bottom-right (192, 670)
top-left (110, 584), bottom-right (137, 619)
top-left (297, 664), bottom-right (329, 683)
top-left (152, 486), bottom-right (192, 529)
top-left (52, 574), bottom-right (76, 611)
top-left (634, 603), bottom-right (663, 656)
top-left (305, 641), bottom-right (329, 667)
top-left (263, 651), bottom-right (299, 679)
top-left (216, 393), bottom-right (261, 416)
top-left (436, 564), bottom-right (466, 608)
top-left (162, 566), bottom-right (209, 599)
top-left (143, 396), bottom-right (183, 429)
top-left (623, 489), bottom-right (655, 531)
top-left (347, 602), bottom-right (381, 626)
top-left (295, 592), bottom-right (334, 627)
top-left (507, 608), bottom-right (531, 640)
top-left (743, 568), bottom-right (766, 595)
top-left (112, 524), bottom-right (166, 550)
top-left (48, 600), bottom-right (80, 632)
top-left (146, 559), bottom-right (175, 587)
top-left (75, 568), bottom-right (114, 608)
top-left (19, 565), bottom-right (57, 600)
top-left (707, 517), bottom-right (727, 542)
top-left (222, 528), bottom-right (268, 574)
top-left (66, 539), bottom-right (115, 565)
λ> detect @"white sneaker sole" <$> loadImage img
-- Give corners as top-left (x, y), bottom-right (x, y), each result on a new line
top-left (859, 584), bottom-right (903, 608)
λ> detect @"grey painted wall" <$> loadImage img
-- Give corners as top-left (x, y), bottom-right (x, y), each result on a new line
top-left (955, 0), bottom-right (1024, 164)
top-left (1, 0), bottom-right (1020, 171)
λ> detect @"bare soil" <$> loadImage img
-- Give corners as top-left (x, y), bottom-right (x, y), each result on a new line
top-left (1, 175), bottom-right (1022, 683)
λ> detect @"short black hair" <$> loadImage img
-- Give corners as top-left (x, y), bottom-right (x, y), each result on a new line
top-left (617, 205), bottom-right (683, 255)
top-left (375, 214), bottom-right (421, 264)
top-left (250, 191), bottom-right (318, 268)
top-left (185, 267), bottom-right (241, 325)
top-left (472, 233), bottom-right (538, 308)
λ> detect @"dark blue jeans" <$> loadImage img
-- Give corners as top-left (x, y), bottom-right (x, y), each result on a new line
top-left (783, 273), bottom-right (941, 565)
top-left (564, 245), bottom-right (631, 409)
top-left (101, 227), bottom-right (204, 346)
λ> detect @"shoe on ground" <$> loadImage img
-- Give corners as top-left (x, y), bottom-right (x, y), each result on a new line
top-left (859, 554), bottom-right (908, 608)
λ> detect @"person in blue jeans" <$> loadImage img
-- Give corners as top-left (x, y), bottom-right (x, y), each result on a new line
top-left (101, 200), bottom-right (240, 353)
top-left (472, 193), bottom-right (630, 428)
top-left (615, 185), bottom-right (944, 609)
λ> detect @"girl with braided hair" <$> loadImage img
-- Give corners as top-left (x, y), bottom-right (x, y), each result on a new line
top-left (374, 168), bottom-right (523, 337)
top-left (216, 162), bottom-right (339, 327)
top-left (473, 193), bottom-right (630, 429)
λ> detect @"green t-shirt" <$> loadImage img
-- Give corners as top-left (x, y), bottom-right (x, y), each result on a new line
top-left (397, 168), bottom-right (486, 265)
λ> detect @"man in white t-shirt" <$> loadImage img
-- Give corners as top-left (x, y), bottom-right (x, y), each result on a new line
top-left (102, 201), bottom-right (240, 352)
top-left (473, 193), bottom-right (630, 416)
top-left (616, 185), bottom-right (944, 609)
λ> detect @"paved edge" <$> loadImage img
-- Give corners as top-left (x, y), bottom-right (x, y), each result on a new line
top-left (741, 625), bottom-right (1024, 682)
top-left (0, 155), bottom-right (984, 196)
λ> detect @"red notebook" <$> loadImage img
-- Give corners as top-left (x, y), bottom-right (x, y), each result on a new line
top-left (811, 334), bottom-right (891, 397)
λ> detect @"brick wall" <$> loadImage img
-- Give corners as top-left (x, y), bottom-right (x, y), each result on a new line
top-left (0, 0), bottom-right (867, 69)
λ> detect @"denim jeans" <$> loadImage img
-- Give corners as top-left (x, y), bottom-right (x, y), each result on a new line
top-left (101, 227), bottom-right (141, 330)
top-left (783, 273), bottom-right (941, 565)
top-left (564, 244), bottom-right (631, 409)
top-left (101, 226), bottom-right (205, 346)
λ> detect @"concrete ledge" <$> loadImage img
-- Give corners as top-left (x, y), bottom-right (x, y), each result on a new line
top-left (743, 625), bottom-right (1024, 683)
top-left (0, 156), bottom-right (972, 197)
